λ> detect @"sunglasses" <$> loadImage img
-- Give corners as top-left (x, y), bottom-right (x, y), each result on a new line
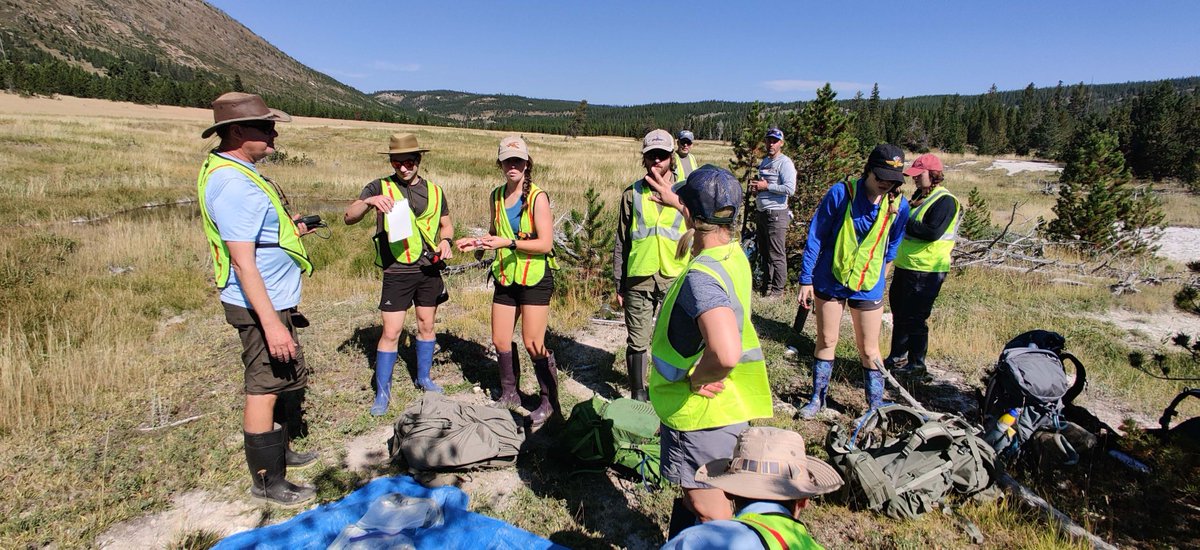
top-left (389, 157), bottom-right (419, 168)
top-left (238, 121), bottom-right (276, 134)
top-left (643, 150), bottom-right (672, 163)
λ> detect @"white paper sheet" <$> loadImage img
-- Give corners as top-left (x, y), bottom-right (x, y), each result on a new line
top-left (386, 199), bottom-right (413, 243)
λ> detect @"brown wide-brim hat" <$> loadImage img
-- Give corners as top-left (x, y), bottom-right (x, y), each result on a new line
top-left (201, 92), bottom-right (291, 138)
top-left (379, 133), bottom-right (430, 155)
top-left (695, 427), bottom-right (844, 500)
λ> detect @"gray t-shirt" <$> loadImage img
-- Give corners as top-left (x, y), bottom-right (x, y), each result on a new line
top-left (755, 154), bottom-right (797, 211)
top-left (359, 175), bottom-right (449, 273)
top-left (666, 270), bottom-right (734, 357)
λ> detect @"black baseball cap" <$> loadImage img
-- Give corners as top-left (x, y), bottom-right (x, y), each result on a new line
top-left (677, 164), bottom-right (742, 226)
top-left (866, 144), bottom-right (905, 183)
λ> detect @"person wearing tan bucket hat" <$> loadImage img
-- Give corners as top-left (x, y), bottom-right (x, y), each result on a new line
top-left (664, 427), bottom-right (843, 549)
top-left (345, 133), bottom-right (455, 414)
top-left (196, 92), bottom-right (318, 507)
top-left (456, 135), bottom-right (561, 428)
top-left (612, 129), bottom-right (689, 402)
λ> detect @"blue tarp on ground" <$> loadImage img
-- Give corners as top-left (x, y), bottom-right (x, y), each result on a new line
top-left (213, 476), bottom-right (565, 550)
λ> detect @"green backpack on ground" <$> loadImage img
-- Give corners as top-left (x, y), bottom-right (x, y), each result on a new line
top-left (559, 396), bottom-right (665, 489)
top-left (826, 405), bottom-right (997, 520)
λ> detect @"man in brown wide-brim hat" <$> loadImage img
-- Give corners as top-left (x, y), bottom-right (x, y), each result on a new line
top-left (344, 132), bottom-right (455, 414)
top-left (196, 91), bottom-right (319, 508)
top-left (663, 427), bottom-right (844, 549)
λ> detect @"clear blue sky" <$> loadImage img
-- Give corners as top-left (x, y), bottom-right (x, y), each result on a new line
top-left (208, 0), bottom-right (1200, 106)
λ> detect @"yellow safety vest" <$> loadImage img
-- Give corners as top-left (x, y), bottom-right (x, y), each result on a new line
top-left (649, 242), bottom-right (773, 431)
top-left (197, 152), bottom-right (312, 288)
top-left (672, 153), bottom-right (699, 183)
top-left (894, 187), bottom-right (959, 273)
top-left (832, 180), bottom-right (897, 292)
top-left (737, 513), bottom-right (824, 550)
top-left (626, 179), bottom-right (690, 279)
top-left (491, 183), bottom-right (559, 286)
top-left (375, 176), bottom-right (444, 267)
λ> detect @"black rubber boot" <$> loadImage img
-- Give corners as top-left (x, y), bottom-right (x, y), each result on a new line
top-left (244, 423), bottom-right (316, 508)
top-left (627, 351), bottom-right (649, 402)
top-left (275, 391), bottom-right (318, 468)
top-left (529, 352), bottom-right (561, 427)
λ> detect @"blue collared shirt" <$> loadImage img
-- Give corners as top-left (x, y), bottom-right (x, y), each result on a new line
top-left (661, 502), bottom-right (792, 550)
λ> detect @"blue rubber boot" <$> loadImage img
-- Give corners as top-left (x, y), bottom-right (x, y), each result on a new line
top-left (415, 338), bottom-right (443, 393)
top-left (370, 350), bottom-right (398, 416)
top-left (864, 368), bottom-right (886, 413)
top-left (798, 359), bottom-right (833, 419)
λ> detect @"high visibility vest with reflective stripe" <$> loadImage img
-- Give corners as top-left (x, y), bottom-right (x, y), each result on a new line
top-left (377, 176), bottom-right (444, 266)
top-left (672, 153), bottom-right (699, 182)
top-left (831, 180), bottom-right (897, 292)
top-left (895, 187), bottom-right (959, 273)
top-left (491, 183), bottom-right (559, 286)
top-left (737, 513), bottom-right (824, 550)
top-left (626, 179), bottom-right (690, 279)
top-left (649, 242), bottom-right (773, 431)
top-left (196, 153), bottom-right (313, 288)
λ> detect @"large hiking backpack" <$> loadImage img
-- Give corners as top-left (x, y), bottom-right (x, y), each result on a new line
top-left (559, 396), bottom-right (665, 489)
top-left (387, 393), bottom-right (525, 471)
top-left (826, 405), bottom-right (997, 520)
top-left (980, 330), bottom-right (1088, 464)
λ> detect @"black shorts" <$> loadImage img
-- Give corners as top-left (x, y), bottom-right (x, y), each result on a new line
top-left (815, 288), bottom-right (885, 311)
top-left (222, 302), bottom-right (309, 395)
top-left (492, 271), bottom-right (555, 307)
top-left (380, 270), bottom-right (446, 312)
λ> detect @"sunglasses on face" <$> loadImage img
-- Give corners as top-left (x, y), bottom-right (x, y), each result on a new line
top-left (239, 121), bottom-right (276, 134)
top-left (390, 157), bottom-right (419, 168)
top-left (644, 150), bottom-right (671, 163)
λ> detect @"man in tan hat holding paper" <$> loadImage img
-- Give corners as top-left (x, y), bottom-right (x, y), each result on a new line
top-left (663, 427), bottom-right (843, 549)
top-left (345, 133), bottom-right (455, 415)
top-left (197, 91), bottom-right (318, 507)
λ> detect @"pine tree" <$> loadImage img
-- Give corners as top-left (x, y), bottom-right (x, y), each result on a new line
top-left (959, 187), bottom-right (994, 240)
top-left (567, 99), bottom-right (588, 138)
top-left (1044, 128), bottom-right (1164, 254)
top-left (232, 73), bottom-right (245, 93)
top-left (1129, 81), bottom-right (1180, 181)
top-left (564, 186), bottom-right (614, 283)
top-left (785, 83), bottom-right (861, 240)
top-left (937, 95), bottom-right (967, 153)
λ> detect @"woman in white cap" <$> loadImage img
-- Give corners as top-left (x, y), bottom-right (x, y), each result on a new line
top-left (795, 144), bottom-right (911, 420)
top-left (885, 153), bottom-right (959, 379)
top-left (663, 427), bottom-right (843, 549)
top-left (644, 165), bottom-right (773, 528)
top-left (613, 129), bottom-right (689, 401)
top-left (456, 136), bottom-right (560, 427)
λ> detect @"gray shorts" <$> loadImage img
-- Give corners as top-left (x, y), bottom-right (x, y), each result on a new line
top-left (660, 422), bottom-right (749, 488)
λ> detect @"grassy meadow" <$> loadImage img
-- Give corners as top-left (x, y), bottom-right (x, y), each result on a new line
top-left (1, 94), bottom-right (1198, 548)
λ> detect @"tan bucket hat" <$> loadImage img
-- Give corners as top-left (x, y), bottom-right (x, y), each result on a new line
top-left (497, 135), bottom-right (530, 161)
top-left (380, 133), bottom-right (430, 155)
top-left (696, 427), bottom-right (844, 500)
top-left (201, 92), bottom-right (292, 138)
top-left (642, 129), bottom-right (675, 153)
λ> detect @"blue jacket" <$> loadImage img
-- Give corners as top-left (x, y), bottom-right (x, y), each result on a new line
top-left (798, 178), bottom-right (910, 301)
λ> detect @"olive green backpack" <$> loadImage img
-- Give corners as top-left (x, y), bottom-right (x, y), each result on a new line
top-left (559, 396), bottom-right (665, 489)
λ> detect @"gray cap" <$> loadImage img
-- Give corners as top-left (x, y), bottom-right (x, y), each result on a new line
top-left (641, 129), bottom-right (675, 153)
top-left (677, 164), bottom-right (742, 226)
top-left (677, 130), bottom-right (695, 143)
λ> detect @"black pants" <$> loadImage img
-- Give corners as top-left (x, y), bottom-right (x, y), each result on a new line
top-left (756, 209), bottom-right (789, 293)
top-left (887, 267), bottom-right (947, 368)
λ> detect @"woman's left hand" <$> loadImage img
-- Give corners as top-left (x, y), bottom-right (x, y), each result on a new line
top-left (477, 235), bottom-right (509, 250)
top-left (690, 379), bottom-right (725, 398)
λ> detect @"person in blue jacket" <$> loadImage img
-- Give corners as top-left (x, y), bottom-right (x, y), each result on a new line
top-left (795, 144), bottom-right (911, 419)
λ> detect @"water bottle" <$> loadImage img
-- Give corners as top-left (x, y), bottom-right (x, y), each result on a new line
top-left (984, 408), bottom-right (1021, 448)
top-left (328, 495), bottom-right (444, 550)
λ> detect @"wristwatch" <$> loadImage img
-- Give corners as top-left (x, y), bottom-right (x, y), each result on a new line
top-left (507, 239), bottom-right (518, 250)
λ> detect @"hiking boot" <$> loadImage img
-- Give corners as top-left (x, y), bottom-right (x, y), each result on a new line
top-left (496, 344), bottom-right (521, 408)
top-left (244, 424), bottom-right (315, 508)
top-left (414, 338), bottom-right (442, 393)
top-left (864, 368), bottom-right (886, 413)
top-left (370, 350), bottom-right (398, 416)
top-left (798, 359), bottom-right (833, 419)
top-left (627, 351), bottom-right (649, 402)
top-left (529, 352), bottom-right (561, 427)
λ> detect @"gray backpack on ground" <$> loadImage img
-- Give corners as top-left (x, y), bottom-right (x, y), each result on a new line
top-left (827, 405), bottom-right (997, 520)
top-left (387, 393), bottom-right (524, 471)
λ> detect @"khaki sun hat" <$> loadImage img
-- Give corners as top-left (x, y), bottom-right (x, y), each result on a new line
top-left (201, 92), bottom-right (292, 138)
top-left (380, 133), bottom-right (430, 155)
top-left (642, 129), bottom-right (675, 153)
top-left (497, 135), bottom-right (530, 161)
top-left (695, 427), bottom-right (844, 500)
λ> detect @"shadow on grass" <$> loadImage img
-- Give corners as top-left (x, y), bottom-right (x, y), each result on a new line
top-left (547, 330), bottom-right (621, 400)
